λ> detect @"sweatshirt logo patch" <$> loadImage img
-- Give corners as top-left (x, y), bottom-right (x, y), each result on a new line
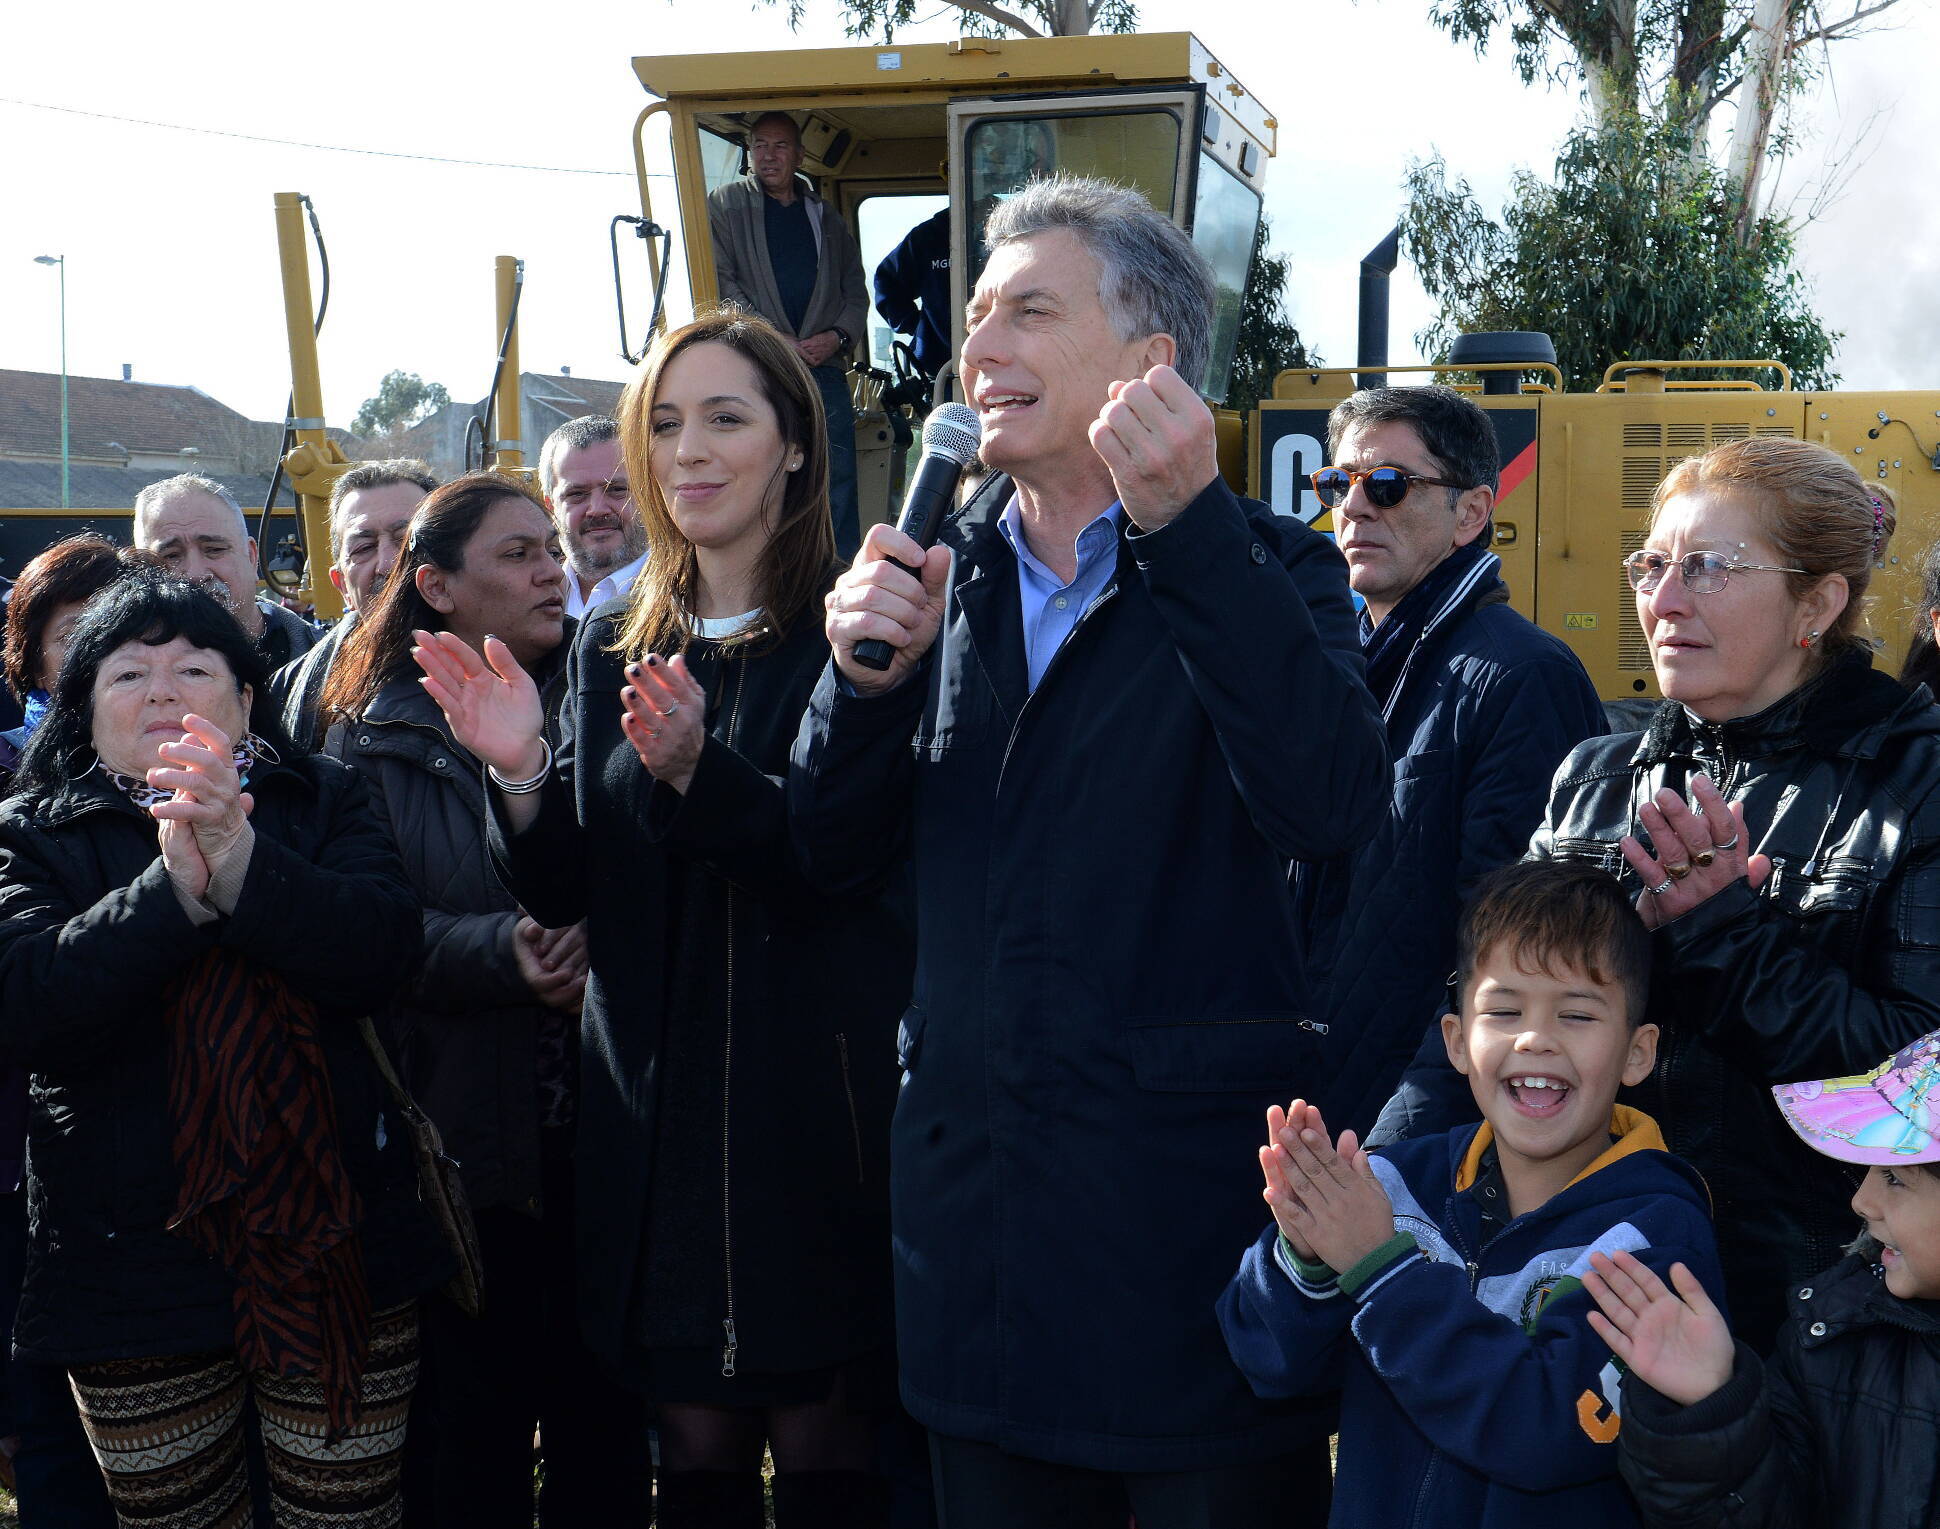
top-left (1575, 1359), bottom-right (1624, 1444)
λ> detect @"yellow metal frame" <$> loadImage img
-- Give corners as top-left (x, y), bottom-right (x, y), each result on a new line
top-left (1272, 360), bottom-right (1567, 395)
top-left (272, 192), bottom-right (351, 619)
top-left (1596, 358), bottom-right (1793, 392)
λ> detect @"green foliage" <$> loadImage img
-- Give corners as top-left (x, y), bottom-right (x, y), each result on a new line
top-left (352, 372), bottom-right (451, 438)
top-left (753, 0), bottom-right (1136, 41)
top-left (1403, 115), bottom-right (1839, 393)
top-left (1226, 214), bottom-right (1317, 416)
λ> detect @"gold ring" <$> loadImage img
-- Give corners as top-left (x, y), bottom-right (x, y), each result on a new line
top-left (1692, 847), bottom-right (1716, 868)
top-left (1665, 861), bottom-right (1692, 880)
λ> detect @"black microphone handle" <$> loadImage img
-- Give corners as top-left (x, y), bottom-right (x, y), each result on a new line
top-left (852, 452), bottom-right (968, 672)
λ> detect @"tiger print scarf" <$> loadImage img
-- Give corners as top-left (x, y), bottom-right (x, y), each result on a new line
top-left (161, 908), bottom-right (372, 1440)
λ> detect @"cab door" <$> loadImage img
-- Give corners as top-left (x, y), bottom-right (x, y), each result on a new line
top-left (945, 84), bottom-right (1263, 403)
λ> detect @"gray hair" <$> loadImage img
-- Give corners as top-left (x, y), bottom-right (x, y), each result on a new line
top-left (329, 459), bottom-right (438, 558)
top-left (538, 415), bottom-right (621, 497)
top-left (133, 473), bottom-right (249, 544)
top-left (982, 174), bottom-right (1216, 392)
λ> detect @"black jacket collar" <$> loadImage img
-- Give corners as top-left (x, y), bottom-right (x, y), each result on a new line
top-left (1634, 650), bottom-right (1940, 769)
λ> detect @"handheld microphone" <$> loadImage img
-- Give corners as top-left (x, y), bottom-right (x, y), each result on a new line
top-left (852, 402), bottom-right (982, 672)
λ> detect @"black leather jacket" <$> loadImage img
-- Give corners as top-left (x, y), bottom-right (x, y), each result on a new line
top-left (1619, 1250), bottom-right (1940, 1529)
top-left (1540, 654), bottom-right (1940, 1345)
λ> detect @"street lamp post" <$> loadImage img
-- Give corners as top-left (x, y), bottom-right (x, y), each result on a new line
top-left (33, 255), bottom-right (68, 510)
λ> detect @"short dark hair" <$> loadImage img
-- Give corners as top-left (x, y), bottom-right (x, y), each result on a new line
top-left (321, 472), bottom-right (553, 721)
top-left (1456, 861), bottom-right (1652, 1025)
top-left (2, 534), bottom-right (144, 701)
top-left (13, 572), bottom-right (286, 801)
top-left (330, 460), bottom-right (438, 560)
top-left (1327, 385), bottom-right (1501, 496)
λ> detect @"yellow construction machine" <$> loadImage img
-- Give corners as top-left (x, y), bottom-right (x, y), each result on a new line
top-left (265, 31), bottom-right (1940, 687)
top-left (619, 33), bottom-right (1940, 700)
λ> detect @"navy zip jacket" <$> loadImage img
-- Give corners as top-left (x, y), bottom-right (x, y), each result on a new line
top-left (791, 470), bottom-right (1389, 1471)
top-left (1296, 548), bottom-right (1605, 1136)
top-left (1220, 1107), bottom-right (1725, 1528)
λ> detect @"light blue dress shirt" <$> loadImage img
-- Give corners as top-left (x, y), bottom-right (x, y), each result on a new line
top-left (997, 496), bottom-right (1124, 692)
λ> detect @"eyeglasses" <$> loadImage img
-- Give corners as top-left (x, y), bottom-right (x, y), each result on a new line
top-left (1622, 547), bottom-right (1808, 595)
top-left (1310, 465), bottom-right (1466, 510)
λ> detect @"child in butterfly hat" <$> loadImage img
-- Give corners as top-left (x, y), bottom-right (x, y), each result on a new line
top-left (1586, 1027), bottom-right (1940, 1528)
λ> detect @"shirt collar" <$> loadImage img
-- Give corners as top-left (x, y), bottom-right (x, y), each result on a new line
top-left (997, 495), bottom-right (1123, 588)
top-left (566, 550), bottom-right (649, 618)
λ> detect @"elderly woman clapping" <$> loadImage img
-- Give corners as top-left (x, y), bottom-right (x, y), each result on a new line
top-left (1386, 438), bottom-right (1940, 1348)
top-left (0, 573), bottom-right (448, 1528)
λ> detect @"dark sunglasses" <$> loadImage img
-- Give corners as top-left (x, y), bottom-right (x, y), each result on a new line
top-left (1311, 464), bottom-right (1466, 510)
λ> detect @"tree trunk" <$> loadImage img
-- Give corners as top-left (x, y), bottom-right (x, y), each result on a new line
top-left (1050, 0), bottom-right (1090, 33)
top-left (1727, 0), bottom-right (1794, 241)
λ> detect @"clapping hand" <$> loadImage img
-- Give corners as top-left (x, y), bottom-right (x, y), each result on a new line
top-left (412, 630), bottom-right (546, 782)
top-left (149, 713), bottom-right (254, 903)
top-left (1267, 1102), bottom-right (1396, 1274)
top-left (620, 655), bottom-right (706, 794)
top-left (1261, 1101), bottom-right (1325, 1263)
top-left (1621, 773), bottom-right (1771, 929)
top-left (1584, 1249), bottom-right (1734, 1406)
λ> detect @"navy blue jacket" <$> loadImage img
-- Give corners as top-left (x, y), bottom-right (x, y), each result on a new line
top-left (1298, 556), bottom-right (1605, 1135)
top-left (1220, 1108), bottom-right (1725, 1529)
top-left (790, 471), bottom-right (1389, 1470)
top-left (872, 208), bottom-right (951, 377)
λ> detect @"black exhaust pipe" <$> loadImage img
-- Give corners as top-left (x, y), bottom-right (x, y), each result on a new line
top-left (1357, 225), bottom-right (1402, 390)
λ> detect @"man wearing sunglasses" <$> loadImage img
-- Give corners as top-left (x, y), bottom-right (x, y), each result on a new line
top-left (1296, 386), bottom-right (1605, 1140)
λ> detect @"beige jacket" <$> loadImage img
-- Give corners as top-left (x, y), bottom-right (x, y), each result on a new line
top-left (706, 175), bottom-right (868, 358)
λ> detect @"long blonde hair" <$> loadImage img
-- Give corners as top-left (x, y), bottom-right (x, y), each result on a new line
top-left (611, 309), bottom-right (835, 659)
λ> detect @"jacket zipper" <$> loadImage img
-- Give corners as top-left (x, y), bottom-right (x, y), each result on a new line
top-left (719, 653), bottom-right (749, 1380)
top-left (721, 889), bottom-right (738, 1378)
top-left (836, 1033), bottom-right (866, 1184)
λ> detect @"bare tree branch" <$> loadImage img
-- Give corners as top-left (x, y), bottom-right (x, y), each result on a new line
top-left (1791, 0), bottom-right (1902, 47)
top-left (947, 0), bottom-right (1048, 35)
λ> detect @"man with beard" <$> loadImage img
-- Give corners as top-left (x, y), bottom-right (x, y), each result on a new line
top-left (538, 416), bottom-right (645, 620)
top-left (133, 474), bottom-right (320, 669)
top-left (269, 459), bottom-right (437, 748)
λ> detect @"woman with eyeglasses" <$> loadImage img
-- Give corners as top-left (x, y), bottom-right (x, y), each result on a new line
top-left (1520, 436), bottom-right (1940, 1347)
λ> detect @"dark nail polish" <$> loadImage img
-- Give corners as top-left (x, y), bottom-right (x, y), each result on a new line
top-left (645, 654), bottom-right (661, 668)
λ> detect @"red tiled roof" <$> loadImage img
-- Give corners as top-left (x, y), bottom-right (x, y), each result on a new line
top-left (0, 369), bottom-right (254, 459)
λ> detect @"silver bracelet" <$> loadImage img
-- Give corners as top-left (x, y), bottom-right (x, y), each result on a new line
top-left (488, 738), bottom-right (552, 795)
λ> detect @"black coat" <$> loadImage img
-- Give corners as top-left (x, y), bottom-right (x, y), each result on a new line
top-left (789, 473), bottom-right (1390, 1471)
top-left (325, 641), bottom-right (571, 1216)
top-left (1619, 1251), bottom-right (1940, 1529)
top-left (487, 598), bottom-right (906, 1381)
top-left (1296, 558), bottom-right (1606, 1136)
top-left (0, 755), bottom-right (448, 1363)
top-left (1375, 654), bottom-right (1940, 1346)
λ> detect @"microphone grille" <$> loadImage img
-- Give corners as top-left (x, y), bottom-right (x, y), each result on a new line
top-left (922, 403), bottom-right (982, 467)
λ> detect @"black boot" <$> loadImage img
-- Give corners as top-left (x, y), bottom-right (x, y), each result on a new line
top-left (655, 1469), bottom-right (767, 1529)
top-left (771, 1470), bottom-right (893, 1529)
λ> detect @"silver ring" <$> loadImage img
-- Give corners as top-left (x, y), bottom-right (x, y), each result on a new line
top-left (1716, 832), bottom-right (1741, 852)
top-left (653, 702), bottom-right (681, 718)
top-left (1648, 877), bottom-right (1675, 897)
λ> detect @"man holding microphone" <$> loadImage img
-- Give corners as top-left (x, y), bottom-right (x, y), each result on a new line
top-left (791, 175), bottom-right (1389, 1526)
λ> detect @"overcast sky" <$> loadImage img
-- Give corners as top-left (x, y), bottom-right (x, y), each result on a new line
top-left (3, 0), bottom-right (1931, 429)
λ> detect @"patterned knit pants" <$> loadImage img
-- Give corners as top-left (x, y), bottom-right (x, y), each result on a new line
top-left (66, 1302), bottom-right (418, 1529)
